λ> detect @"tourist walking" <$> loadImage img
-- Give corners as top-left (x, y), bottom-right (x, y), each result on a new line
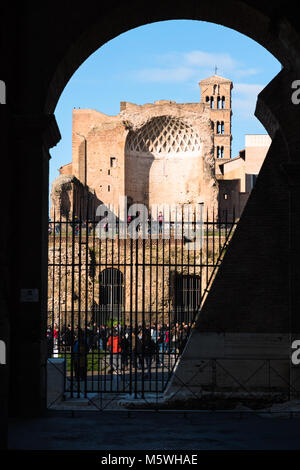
top-left (143, 329), bottom-right (155, 378)
top-left (158, 212), bottom-right (163, 235)
top-left (107, 329), bottom-right (121, 374)
top-left (73, 328), bottom-right (88, 381)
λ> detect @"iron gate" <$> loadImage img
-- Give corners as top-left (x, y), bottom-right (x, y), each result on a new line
top-left (47, 206), bottom-right (236, 399)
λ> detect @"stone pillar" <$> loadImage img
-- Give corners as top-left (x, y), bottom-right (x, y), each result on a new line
top-left (257, 69), bottom-right (300, 398)
top-left (47, 358), bottom-right (65, 407)
top-left (166, 69), bottom-right (300, 400)
top-left (165, 130), bottom-right (292, 399)
top-left (8, 114), bottom-right (60, 417)
top-left (0, 104), bottom-right (11, 449)
top-left (281, 162), bottom-right (300, 397)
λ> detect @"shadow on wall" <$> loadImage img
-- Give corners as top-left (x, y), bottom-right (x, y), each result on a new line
top-left (125, 128), bottom-right (154, 211)
top-left (50, 174), bottom-right (103, 221)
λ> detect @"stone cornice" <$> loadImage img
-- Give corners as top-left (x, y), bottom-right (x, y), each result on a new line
top-left (12, 113), bottom-right (61, 149)
top-left (120, 103), bottom-right (210, 132)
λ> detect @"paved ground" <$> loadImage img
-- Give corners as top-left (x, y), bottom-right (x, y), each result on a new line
top-left (8, 410), bottom-right (300, 450)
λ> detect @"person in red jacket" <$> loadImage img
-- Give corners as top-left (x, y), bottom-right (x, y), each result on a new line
top-left (107, 329), bottom-right (121, 374)
top-left (53, 323), bottom-right (59, 350)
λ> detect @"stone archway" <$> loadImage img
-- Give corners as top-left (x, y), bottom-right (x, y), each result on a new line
top-left (40, 6), bottom-right (300, 402)
top-left (2, 2), bottom-right (300, 426)
top-left (99, 268), bottom-right (124, 324)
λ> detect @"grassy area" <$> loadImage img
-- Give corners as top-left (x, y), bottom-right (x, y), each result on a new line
top-left (58, 351), bottom-right (107, 372)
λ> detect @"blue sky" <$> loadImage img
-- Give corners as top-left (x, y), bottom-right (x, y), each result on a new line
top-left (49, 20), bottom-right (281, 189)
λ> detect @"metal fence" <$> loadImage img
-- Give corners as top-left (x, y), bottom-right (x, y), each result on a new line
top-left (47, 207), bottom-right (237, 399)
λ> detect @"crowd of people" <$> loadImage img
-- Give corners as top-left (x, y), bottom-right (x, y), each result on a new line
top-left (48, 211), bottom-right (200, 238)
top-left (47, 321), bottom-right (193, 380)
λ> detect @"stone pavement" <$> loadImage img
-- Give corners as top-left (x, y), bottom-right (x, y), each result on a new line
top-left (8, 411), bottom-right (300, 450)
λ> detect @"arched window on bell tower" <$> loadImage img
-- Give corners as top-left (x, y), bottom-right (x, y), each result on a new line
top-left (221, 96), bottom-right (225, 109)
top-left (216, 146), bottom-right (224, 159)
top-left (210, 97), bottom-right (214, 109)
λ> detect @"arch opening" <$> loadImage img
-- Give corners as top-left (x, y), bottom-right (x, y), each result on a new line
top-left (44, 12), bottom-right (297, 405)
top-left (45, 6), bottom-right (293, 116)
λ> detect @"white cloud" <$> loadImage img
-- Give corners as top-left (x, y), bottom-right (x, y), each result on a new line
top-left (130, 50), bottom-right (260, 85)
top-left (184, 51), bottom-right (238, 70)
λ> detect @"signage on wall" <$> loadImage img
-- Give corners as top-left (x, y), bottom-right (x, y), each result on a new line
top-left (20, 288), bottom-right (39, 303)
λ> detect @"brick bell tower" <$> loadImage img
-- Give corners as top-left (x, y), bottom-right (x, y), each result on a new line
top-left (199, 74), bottom-right (233, 165)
